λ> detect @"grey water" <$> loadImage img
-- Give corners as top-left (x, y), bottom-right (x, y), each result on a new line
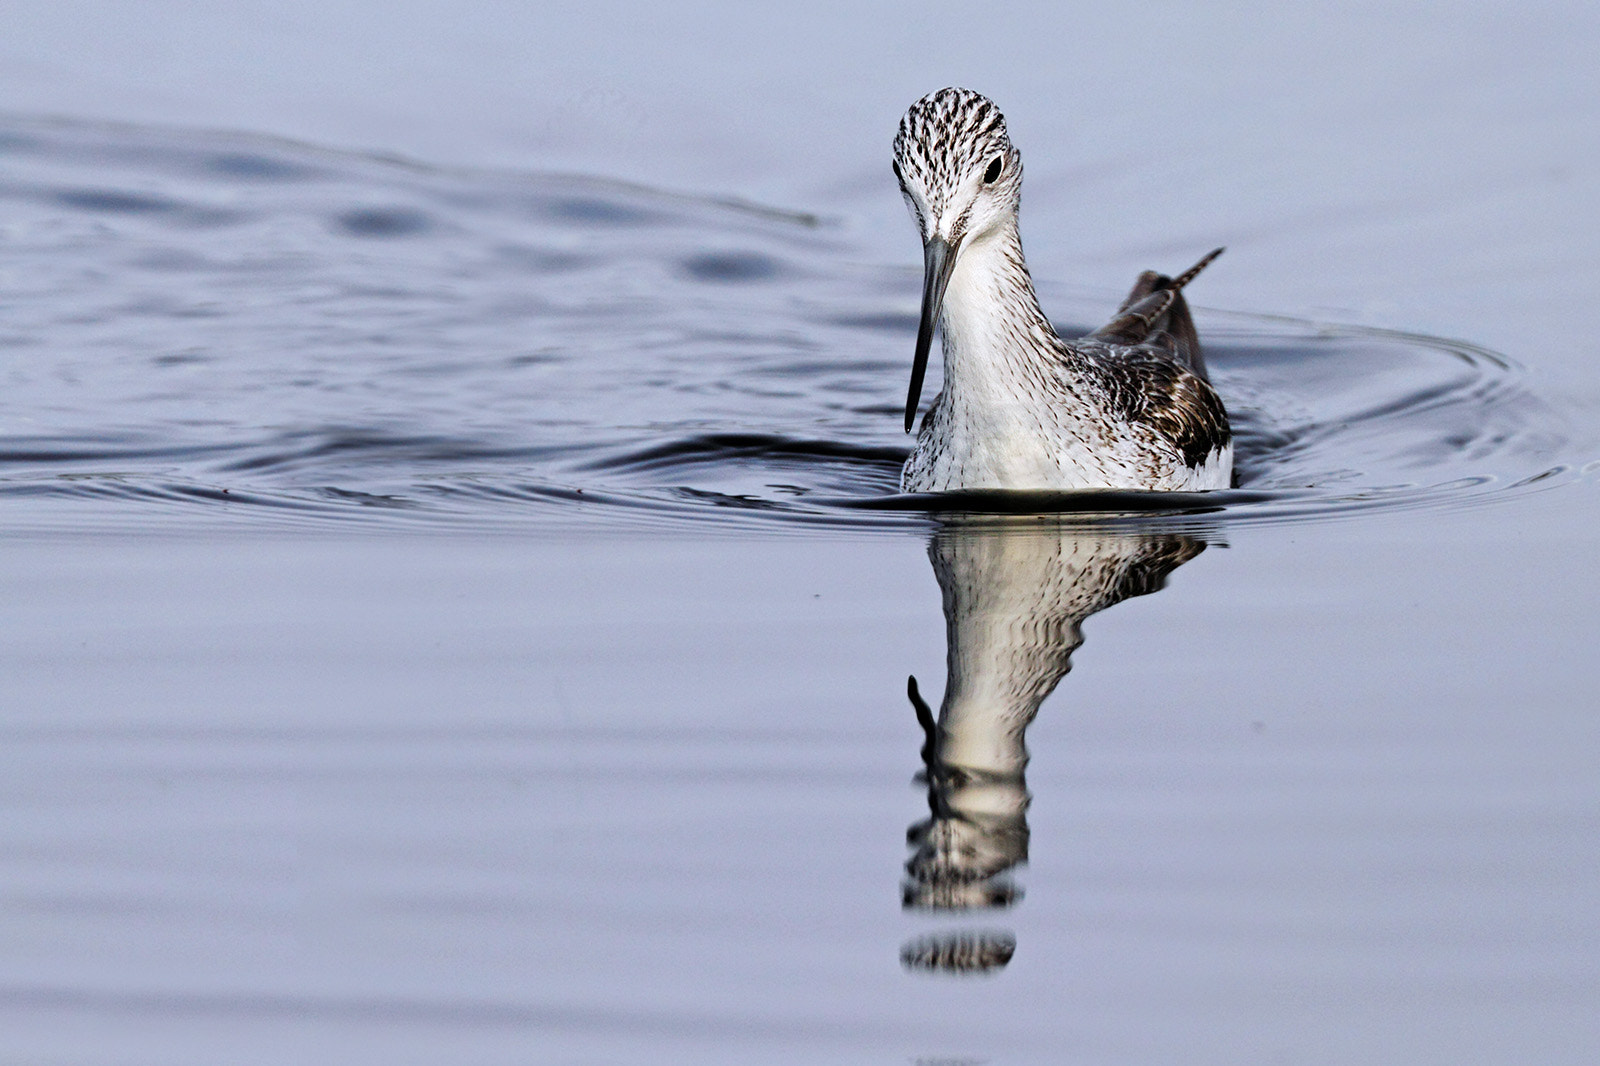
top-left (4, 21), bottom-right (1600, 1064)
top-left (1, 117), bottom-right (1567, 532)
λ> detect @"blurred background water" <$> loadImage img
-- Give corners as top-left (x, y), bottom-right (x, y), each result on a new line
top-left (2, 3), bottom-right (1599, 1064)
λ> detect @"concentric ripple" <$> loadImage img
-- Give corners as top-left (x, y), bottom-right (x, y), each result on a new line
top-left (0, 114), bottom-right (1581, 535)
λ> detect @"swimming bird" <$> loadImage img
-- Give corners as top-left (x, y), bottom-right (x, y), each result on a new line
top-left (893, 88), bottom-right (1232, 492)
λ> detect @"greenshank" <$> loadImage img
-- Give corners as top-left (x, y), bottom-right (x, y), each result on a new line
top-left (894, 88), bottom-right (1232, 492)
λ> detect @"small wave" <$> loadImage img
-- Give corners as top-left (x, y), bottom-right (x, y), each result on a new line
top-left (582, 432), bottom-right (906, 474)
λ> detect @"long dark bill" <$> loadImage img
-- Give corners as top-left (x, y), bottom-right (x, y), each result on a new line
top-left (906, 235), bottom-right (957, 433)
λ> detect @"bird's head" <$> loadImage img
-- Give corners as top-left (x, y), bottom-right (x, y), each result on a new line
top-left (893, 88), bottom-right (1023, 430)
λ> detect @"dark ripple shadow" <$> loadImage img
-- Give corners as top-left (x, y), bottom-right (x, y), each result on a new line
top-left (0, 436), bottom-right (235, 465)
top-left (208, 429), bottom-right (569, 474)
top-left (583, 432), bottom-right (906, 474)
top-left (204, 151), bottom-right (320, 182)
top-left (0, 476), bottom-right (341, 515)
top-left (681, 251), bottom-right (782, 282)
top-left (335, 207), bottom-right (432, 237)
top-left (53, 187), bottom-right (183, 214)
top-left (539, 196), bottom-right (661, 227)
top-left (0, 982), bottom-right (905, 1044)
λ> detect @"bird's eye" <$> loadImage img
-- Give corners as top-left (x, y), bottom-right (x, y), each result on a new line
top-left (983, 156), bottom-right (1003, 184)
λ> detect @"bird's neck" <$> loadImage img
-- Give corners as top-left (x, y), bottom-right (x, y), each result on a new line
top-left (936, 220), bottom-right (1059, 396)
top-left (931, 529), bottom-right (1086, 778)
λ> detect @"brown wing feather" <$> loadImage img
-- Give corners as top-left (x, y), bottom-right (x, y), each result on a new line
top-left (1095, 349), bottom-right (1232, 470)
top-left (1086, 248), bottom-right (1224, 382)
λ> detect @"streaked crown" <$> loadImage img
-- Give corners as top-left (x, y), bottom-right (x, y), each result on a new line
top-left (893, 88), bottom-right (1019, 223)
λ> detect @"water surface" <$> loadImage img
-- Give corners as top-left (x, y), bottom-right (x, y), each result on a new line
top-left (2, 116), bottom-right (1576, 533)
top-left (2, 109), bottom-right (1598, 1066)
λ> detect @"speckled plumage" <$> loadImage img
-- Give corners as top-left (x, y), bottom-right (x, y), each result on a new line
top-left (893, 88), bottom-right (1233, 493)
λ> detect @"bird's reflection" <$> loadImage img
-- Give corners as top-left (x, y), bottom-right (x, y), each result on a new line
top-left (900, 520), bottom-right (1205, 975)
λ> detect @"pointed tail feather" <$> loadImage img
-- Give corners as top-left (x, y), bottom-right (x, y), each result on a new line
top-left (1171, 246), bottom-right (1225, 291)
top-left (1090, 247), bottom-right (1224, 382)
